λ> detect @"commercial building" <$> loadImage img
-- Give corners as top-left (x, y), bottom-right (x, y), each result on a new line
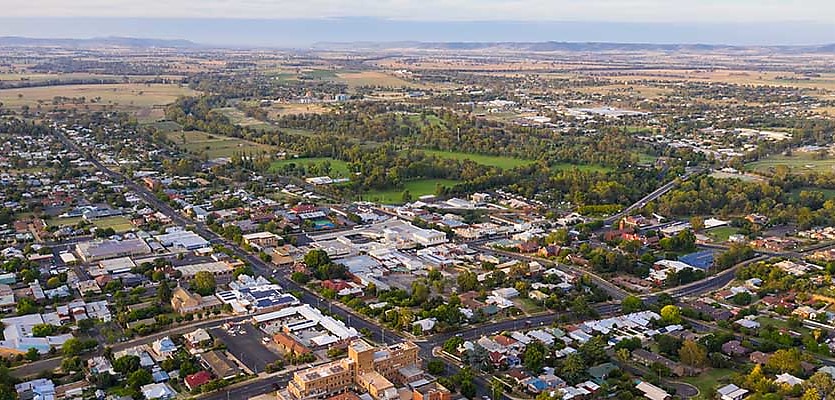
top-left (173, 261), bottom-right (235, 285)
top-left (242, 232), bottom-right (281, 250)
top-left (170, 286), bottom-right (222, 315)
top-left (75, 238), bottom-right (151, 262)
top-left (155, 230), bottom-right (210, 251)
top-left (283, 340), bottom-right (421, 400)
top-left (255, 304), bottom-right (359, 349)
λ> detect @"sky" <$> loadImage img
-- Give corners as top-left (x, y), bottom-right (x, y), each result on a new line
top-left (0, 0), bottom-right (833, 46)
top-left (3, 0), bottom-right (834, 23)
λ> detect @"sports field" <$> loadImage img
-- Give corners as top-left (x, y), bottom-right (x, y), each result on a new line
top-left (362, 179), bottom-right (461, 204)
top-left (747, 153), bottom-right (835, 174)
top-left (166, 130), bottom-right (275, 159)
top-left (269, 157), bottom-right (352, 178)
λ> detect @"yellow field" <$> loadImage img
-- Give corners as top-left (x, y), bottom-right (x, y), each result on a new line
top-left (600, 69), bottom-right (835, 90)
top-left (268, 103), bottom-right (332, 117)
top-left (0, 83), bottom-right (198, 109)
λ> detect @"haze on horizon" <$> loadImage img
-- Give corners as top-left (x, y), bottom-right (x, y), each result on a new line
top-left (1, 0), bottom-right (833, 47)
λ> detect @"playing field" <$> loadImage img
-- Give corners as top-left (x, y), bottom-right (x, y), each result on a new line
top-left (166, 130), bottom-right (275, 159)
top-left (746, 153), bottom-right (835, 174)
top-left (362, 179), bottom-right (461, 204)
top-left (269, 157), bottom-right (352, 178)
top-left (422, 150), bottom-right (535, 169)
top-left (705, 226), bottom-right (739, 243)
top-left (92, 216), bottom-right (135, 233)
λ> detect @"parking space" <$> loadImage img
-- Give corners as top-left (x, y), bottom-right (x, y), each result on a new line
top-left (210, 323), bottom-right (280, 374)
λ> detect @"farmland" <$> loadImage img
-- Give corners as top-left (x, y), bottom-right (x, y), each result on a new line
top-left (0, 83), bottom-right (197, 109)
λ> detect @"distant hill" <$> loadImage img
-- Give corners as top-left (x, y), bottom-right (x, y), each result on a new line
top-left (311, 41), bottom-right (835, 54)
top-left (0, 36), bottom-right (200, 48)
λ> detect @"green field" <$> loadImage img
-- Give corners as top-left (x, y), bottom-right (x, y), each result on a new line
top-left (362, 179), bottom-right (461, 204)
top-left (747, 153), bottom-right (835, 174)
top-left (705, 226), bottom-right (739, 242)
top-left (681, 368), bottom-right (734, 399)
top-left (422, 150), bottom-right (535, 169)
top-left (269, 157), bottom-right (352, 178)
top-left (166, 130), bottom-right (275, 159)
top-left (92, 216), bottom-right (135, 233)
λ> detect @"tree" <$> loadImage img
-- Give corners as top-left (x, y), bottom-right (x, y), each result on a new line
top-left (191, 271), bottom-right (217, 296)
top-left (579, 336), bottom-right (607, 365)
top-left (491, 378), bottom-right (504, 400)
top-left (679, 340), bottom-right (708, 367)
top-left (427, 359), bottom-right (445, 375)
top-left (443, 337), bottom-right (464, 355)
top-left (114, 355), bottom-right (141, 374)
top-left (766, 348), bottom-right (803, 375)
top-left (804, 372), bottom-right (835, 399)
top-left (660, 305), bottom-right (681, 324)
top-left (31, 324), bottom-right (55, 337)
top-left (157, 281), bottom-right (172, 303)
top-left (62, 337), bottom-right (83, 357)
top-left (524, 341), bottom-right (546, 373)
top-left (127, 369), bottom-right (152, 389)
top-left (690, 216), bottom-right (704, 232)
top-left (801, 388), bottom-right (821, 400)
top-left (25, 347), bottom-right (39, 361)
top-left (621, 295), bottom-right (644, 314)
top-left (304, 249), bottom-right (331, 269)
top-left (560, 352), bottom-right (586, 384)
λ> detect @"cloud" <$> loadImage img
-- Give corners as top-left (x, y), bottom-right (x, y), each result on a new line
top-left (3, 0), bottom-right (834, 22)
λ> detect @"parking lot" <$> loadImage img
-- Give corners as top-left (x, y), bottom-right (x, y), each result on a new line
top-left (210, 323), bottom-right (281, 373)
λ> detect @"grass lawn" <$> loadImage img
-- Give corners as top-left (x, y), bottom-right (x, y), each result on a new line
top-left (92, 216), bottom-right (135, 233)
top-left (553, 163), bottom-right (613, 173)
top-left (269, 157), bottom-right (352, 178)
top-left (362, 179), bottom-right (461, 204)
top-left (705, 226), bottom-right (739, 242)
top-left (516, 298), bottom-right (545, 315)
top-left (422, 149), bottom-right (535, 169)
top-left (166, 130), bottom-right (275, 159)
top-left (636, 153), bottom-right (658, 164)
top-left (681, 368), bottom-right (735, 399)
top-left (747, 153), bottom-right (835, 175)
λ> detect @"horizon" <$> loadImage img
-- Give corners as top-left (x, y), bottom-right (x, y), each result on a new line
top-left (0, 17), bottom-right (834, 48)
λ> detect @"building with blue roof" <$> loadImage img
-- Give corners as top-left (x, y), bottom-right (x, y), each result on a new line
top-left (678, 250), bottom-right (715, 270)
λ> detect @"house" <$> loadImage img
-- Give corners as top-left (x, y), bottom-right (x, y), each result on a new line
top-left (15, 378), bottom-right (55, 400)
top-left (588, 363), bottom-right (618, 383)
top-left (721, 340), bottom-right (750, 357)
top-left (185, 370), bottom-right (213, 391)
top-left (632, 349), bottom-right (696, 377)
top-left (749, 351), bottom-right (771, 365)
top-left (200, 350), bottom-right (241, 380)
top-left (274, 332), bottom-right (311, 356)
top-left (775, 373), bottom-right (804, 386)
top-left (717, 384), bottom-right (749, 400)
top-left (140, 383), bottom-right (176, 400)
top-left (151, 337), bottom-right (177, 358)
top-left (412, 318), bottom-right (437, 333)
top-left (184, 328), bottom-right (211, 349)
